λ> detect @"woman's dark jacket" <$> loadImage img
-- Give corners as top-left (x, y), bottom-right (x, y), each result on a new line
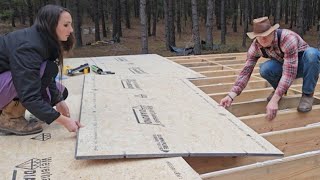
top-left (0, 25), bottom-right (62, 124)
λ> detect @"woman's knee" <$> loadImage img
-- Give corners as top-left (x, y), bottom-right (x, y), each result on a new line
top-left (303, 47), bottom-right (320, 64)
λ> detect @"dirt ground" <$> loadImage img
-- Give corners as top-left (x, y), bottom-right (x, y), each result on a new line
top-left (1, 18), bottom-right (319, 58)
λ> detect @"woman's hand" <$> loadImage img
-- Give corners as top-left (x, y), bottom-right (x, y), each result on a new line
top-left (55, 115), bottom-right (84, 132)
top-left (56, 101), bottom-right (70, 117)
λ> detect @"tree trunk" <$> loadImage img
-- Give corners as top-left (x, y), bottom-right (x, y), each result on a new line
top-left (140, 0), bottom-right (148, 54)
top-left (8, 0), bottom-right (16, 27)
top-left (240, 0), bottom-right (243, 26)
top-left (26, 0), bottom-right (34, 26)
top-left (177, 0), bottom-right (182, 38)
top-left (20, 5), bottom-right (26, 25)
top-left (206, 0), bottom-right (214, 50)
top-left (297, 0), bottom-right (304, 37)
top-left (248, 0), bottom-right (252, 24)
top-left (242, 0), bottom-right (249, 47)
top-left (290, 0), bottom-right (295, 28)
top-left (147, 0), bottom-right (151, 36)
top-left (275, 0), bottom-right (281, 24)
top-left (134, 0), bottom-right (140, 18)
top-left (112, 0), bottom-right (121, 42)
top-left (265, 0), bottom-right (270, 17)
top-left (215, 0), bottom-right (221, 30)
top-left (100, 0), bottom-right (107, 38)
top-left (221, 0), bottom-right (226, 45)
top-left (93, 0), bottom-right (100, 41)
top-left (117, 0), bottom-right (122, 37)
top-left (152, 0), bottom-right (157, 36)
top-left (164, 0), bottom-right (170, 50)
top-left (168, 0), bottom-right (176, 46)
top-left (232, 0), bottom-right (238, 32)
top-left (74, 0), bottom-right (83, 47)
top-left (123, 0), bottom-right (131, 29)
top-left (191, 0), bottom-right (201, 55)
top-left (318, 0), bottom-right (320, 31)
top-left (285, 0), bottom-right (289, 24)
top-left (184, 0), bottom-right (188, 28)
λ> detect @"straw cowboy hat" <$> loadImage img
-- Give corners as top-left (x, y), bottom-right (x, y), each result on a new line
top-left (247, 17), bottom-right (280, 39)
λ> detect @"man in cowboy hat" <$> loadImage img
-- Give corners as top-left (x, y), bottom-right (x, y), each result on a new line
top-left (220, 16), bottom-right (320, 120)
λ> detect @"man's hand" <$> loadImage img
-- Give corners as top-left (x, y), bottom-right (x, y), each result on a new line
top-left (220, 96), bottom-right (233, 108)
top-left (266, 100), bottom-right (279, 120)
top-left (266, 93), bottom-right (281, 120)
top-left (56, 101), bottom-right (70, 117)
top-left (219, 92), bottom-right (236, 108)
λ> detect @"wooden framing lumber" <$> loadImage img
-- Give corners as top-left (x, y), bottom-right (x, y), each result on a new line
top-left (180, 61), bottom-right (218, 67)
top-left (190, 75), bottom-right (261, 86)
top-left (210, 88), bottom-right (301, 104)
top-left (240, 105), bottom-right (320, 133)
top-left (168, 52), bottom-right (247, 61)
top-left (209, 88), bottom-right (274, 103)
top-left (262, 125), bottom-right (320, 156)
top-left (213, 59), bottom-right (247, 65)
top-left (201, 69), bottom-right (260, 77)
top-left (228, 95), bottom-right (320, 117)
top-left (190, 65), bottom-right (224, 72)
top-left (198, 80), bottom-right (269, 94)
top-left (201, 150), bottom-right (320, 180)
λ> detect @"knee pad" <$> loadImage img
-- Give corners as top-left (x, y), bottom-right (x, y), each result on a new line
top-left (62, 88), bottom-right (68, 100)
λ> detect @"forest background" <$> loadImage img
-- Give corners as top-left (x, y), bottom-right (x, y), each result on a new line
top-left (0, 0), bottom-right (320, 58)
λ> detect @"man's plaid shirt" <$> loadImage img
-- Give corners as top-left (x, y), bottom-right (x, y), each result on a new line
top-left (231, 29), bottom-right (309, 97)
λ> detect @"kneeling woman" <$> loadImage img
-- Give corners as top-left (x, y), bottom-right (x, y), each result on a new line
top-left (0, 5), bottom-right (83, 135)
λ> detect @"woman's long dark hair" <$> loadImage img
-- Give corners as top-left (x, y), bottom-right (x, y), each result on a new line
top-left (34, 4), bottom-right (75, 73)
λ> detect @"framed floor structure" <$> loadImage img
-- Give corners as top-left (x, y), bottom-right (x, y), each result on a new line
top-left (168, 52), bottom-right (320, 179)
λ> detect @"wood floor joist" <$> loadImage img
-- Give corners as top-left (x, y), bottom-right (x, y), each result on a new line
top-left (167, 52), bottom-right (320, 178)
top-left (190, 65), bottom-right (225, 72)
top-left (201, 150), bottom-right (320, 180)
top-left (190, 75), bottom-right (261, 86)
top-left (198, 80), bottom-right (269, 94)
top-left (228, 95), bottom-right (320, 117)
top-left (240, 105), bottom-right (320, 133)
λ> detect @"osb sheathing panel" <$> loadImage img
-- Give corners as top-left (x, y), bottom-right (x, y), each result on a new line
top-left (76, 73), bottom-right (282, 159)
top-left (0, 75), bottom-right (201, 180)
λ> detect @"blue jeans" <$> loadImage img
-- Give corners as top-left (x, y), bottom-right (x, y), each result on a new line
top-left (259, 47), bottom-right (320, 94)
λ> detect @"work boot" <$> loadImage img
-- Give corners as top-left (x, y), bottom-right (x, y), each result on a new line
top-left (297, 93), bottom-right (314, 113)
top-left (0, 100), bottom-right (43, 135)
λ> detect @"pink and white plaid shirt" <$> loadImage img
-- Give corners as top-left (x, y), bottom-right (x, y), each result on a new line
top-left (231, 29), bottom-right (309, 97)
